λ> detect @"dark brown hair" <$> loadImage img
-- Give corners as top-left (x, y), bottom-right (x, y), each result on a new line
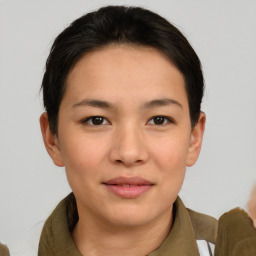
top-left (41, 5), bottom-right (204, 134)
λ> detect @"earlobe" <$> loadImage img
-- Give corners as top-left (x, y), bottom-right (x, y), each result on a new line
top-left (186, 112), bottom-right (206, 167)
top-left (39, 112), bottom-right (64, 167)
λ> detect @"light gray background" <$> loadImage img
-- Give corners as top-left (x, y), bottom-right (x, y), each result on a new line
top-left (0, 0), bottom-right (256, 248)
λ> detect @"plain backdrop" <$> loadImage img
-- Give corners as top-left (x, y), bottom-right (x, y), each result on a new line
top-left (0, 0), bottom-right (256, 248)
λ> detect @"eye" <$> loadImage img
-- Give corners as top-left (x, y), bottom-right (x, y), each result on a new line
top-left (82, 116), bottom-right (110, 126)
top-left (147, 116), bottom-right (173, 125)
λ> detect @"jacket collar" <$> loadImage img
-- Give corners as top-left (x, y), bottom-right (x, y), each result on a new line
top-left (148, 197), bottom-right (200, 256)
top-left (39, 193), bottom-right (201, 256)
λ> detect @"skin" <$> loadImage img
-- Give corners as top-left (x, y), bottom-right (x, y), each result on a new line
top-left (40, 44), bottom-right (206, 256)
top-left (248, 185), bottom-right (256, 227)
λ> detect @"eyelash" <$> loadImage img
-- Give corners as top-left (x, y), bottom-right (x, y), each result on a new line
top-left (81, 116), bottom-right (110, 126)
top-left (81, 115), bottom-right (174, 126)
top-left (147, 116), bottom-right (174, 125)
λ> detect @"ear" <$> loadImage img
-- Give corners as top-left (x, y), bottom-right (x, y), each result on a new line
top-left (186, 112), bottom-right (206, 167)
top-left (39, 112), bottom-right (64, 167)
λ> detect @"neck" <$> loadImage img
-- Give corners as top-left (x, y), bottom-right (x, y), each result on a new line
top-left (72, 207), bottom-right (173, 256)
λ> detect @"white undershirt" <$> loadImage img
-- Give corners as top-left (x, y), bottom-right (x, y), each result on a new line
top-left (197, 240), bottom-right (214, 256)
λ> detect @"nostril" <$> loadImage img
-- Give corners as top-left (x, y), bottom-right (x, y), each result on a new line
top-left (114, 159), bottom-right (144, 166)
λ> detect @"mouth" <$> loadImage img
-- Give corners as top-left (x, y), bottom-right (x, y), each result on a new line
top-left (103, 176), bottom-right (154, 198)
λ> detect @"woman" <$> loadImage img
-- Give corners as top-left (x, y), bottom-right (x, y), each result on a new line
top-left (38, 6), bottom-right (256, 256)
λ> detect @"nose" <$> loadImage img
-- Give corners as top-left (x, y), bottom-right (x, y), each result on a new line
top-left (109, 125), bottom-right (149, 167)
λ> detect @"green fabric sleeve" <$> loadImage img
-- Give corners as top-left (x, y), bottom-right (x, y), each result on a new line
top-left (214, 208), bottom-right (256, 256)
top-left (0, 243), bottom-right (10, 256)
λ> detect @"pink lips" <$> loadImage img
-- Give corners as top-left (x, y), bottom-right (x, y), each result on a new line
top-left (103, 176), bottom-right (153, 198)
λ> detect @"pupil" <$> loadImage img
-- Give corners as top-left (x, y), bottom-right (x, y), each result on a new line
top-left (92, 117), bottom-right (103, 125)
top-left (154, 116), bottom-right (164, 125)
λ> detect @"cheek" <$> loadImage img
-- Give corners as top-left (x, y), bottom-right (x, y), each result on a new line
top-left (59, 132), bottom-right (109, 177)
top-left (149, 132), bottom-right (190, 192)
top-left (151, 133), bottom-right (191, 171)
top-left (61, 136), bottom-right (109, 199)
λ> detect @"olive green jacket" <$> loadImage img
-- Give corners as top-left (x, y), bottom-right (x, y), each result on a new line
top-left (0, 242), bottom-right (10, 256)
top-left (38, 193), bottom-right (217, 256)
top-left (38, 193), bottom-right (256, 256)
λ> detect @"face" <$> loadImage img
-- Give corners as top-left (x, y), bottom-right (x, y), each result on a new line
top-left (41, 45), bottom-right (205, 228)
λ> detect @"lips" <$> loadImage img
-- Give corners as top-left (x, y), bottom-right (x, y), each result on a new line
top-left (103, 176), bottom-right (153, 198)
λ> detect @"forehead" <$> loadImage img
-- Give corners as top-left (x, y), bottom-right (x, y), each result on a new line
top-left (63, 44), bottom-right (188, 108)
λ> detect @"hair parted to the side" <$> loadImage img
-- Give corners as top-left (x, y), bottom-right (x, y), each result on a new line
top-left (41, 5), bottom-right (204, 134)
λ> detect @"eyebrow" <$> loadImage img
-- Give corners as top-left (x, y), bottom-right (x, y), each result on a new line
top-left (142, 98), bottom-right (182, 109)
top-left (72, 99), bottom-right (115, 109)
top-left (72, 98), bottom-right (182, 109)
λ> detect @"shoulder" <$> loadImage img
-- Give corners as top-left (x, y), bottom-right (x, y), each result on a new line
top-left (215, 208), bottom-right (256, 256)
top-left (186, 208), bottom-right (217, 255)
top-left (172, 197), bottom-right (216, 255)
top-left (0, 242), bottom-right (10, 256)
top-left (175, 197), bottom-right (217, 244)
top-left (187, 208), bottom-right (218, 244)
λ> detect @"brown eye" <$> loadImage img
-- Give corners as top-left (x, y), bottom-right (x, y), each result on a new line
top-left (147, 116), bottom-right (172, 125)
top-left (92, 116), bottom-right (104, 125)
top-left (82, 116), bottom-right (109, 126)
top-left (153, 116), bottom-right (165, 125)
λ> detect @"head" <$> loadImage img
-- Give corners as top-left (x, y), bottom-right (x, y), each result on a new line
top-left (42, 5), bottom-right (204, 134)
top-left (40, 6), bottom-right (205, 228)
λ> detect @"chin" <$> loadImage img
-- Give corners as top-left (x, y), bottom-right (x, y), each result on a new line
top-left (103, 204), bottom-right (161, 228)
